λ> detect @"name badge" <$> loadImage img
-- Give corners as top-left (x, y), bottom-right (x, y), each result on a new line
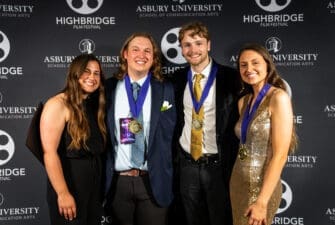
top-left (119, 117), bottom-right (136, 144)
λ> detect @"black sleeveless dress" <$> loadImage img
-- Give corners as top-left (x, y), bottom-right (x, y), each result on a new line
top-left (46, 95), bottom-right (104, 225)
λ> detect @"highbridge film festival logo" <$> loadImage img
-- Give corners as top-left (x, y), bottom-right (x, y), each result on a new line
top-left (0, 129), bottom-right (26, 182)
top-left (0, 30), bottom-right (23, 80)
top-left (243, 0), bottom-right (304, 27)
top-left (0, 130), bottom-right (38, 222)
top-left (56, 0), bottom-right (115, 30)
top-left (272, 180), bottom-right (305, 225)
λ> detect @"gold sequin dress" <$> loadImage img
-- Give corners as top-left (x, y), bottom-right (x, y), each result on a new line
top-left (230, 92), bottom-right (282, 225)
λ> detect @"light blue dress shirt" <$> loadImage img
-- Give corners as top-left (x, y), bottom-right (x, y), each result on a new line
top-left (113, 76), bottom-right (151, 171)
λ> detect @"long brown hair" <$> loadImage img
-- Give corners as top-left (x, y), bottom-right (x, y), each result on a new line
top-left (114, 32), bottom-right (163, 81)
top-left (62, 53), bottom-right (107, 150)
top-left (237, 43), bottom-right (298, 152)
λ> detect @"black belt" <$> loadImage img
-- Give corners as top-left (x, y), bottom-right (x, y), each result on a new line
top-left (181, 150), bottom-right (219, 165)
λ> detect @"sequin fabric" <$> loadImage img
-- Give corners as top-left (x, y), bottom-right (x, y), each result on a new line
top-left (230, 91), bottom-right (282, 225)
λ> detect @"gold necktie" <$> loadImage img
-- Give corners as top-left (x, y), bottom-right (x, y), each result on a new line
top-left (190, 73), bottom-right (204, 160)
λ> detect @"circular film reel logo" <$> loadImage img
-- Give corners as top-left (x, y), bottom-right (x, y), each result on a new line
top-left (66, 0), bottom-right (104, 15)
top-left (0, 31), bottom-right (10, 63)
top-left (277, 180), bottom-right (293, 214)
top-left (161, 27), bottom-right (186, 65)
top-left (255, 0), bottom-right (291, 12)
top-left (265, 37), bottom-right (282, 53)
top-left (0, 130), bottom-right (15, 166)
top-left (0, 193), bottom-right (4, 206)
top-left (79, 39), bottom-right (95, 54)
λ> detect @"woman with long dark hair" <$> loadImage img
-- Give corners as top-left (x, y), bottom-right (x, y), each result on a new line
top-left (40, 54), bottom-right (107, 225)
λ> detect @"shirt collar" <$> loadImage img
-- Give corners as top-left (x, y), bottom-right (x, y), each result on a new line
top-left (191, 58), bottom-right (212, 80)
top-left (130, 75), bottom-right (149, 86)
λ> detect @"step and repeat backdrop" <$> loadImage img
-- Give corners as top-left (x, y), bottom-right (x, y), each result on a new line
top-left (0, 0), bottom-right (334, 225)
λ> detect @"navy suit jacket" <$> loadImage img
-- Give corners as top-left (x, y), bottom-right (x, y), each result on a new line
top-left (104, 76), bottom-right (176, 207)
top-left (171, 60), bottom-right (240, 189)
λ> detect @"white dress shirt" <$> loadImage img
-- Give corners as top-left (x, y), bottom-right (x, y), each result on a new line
top-left (179, 59), bottom-right (218, 154)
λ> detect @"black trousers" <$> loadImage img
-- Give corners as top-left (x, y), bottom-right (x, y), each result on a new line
top-left (179, 151), bottom-right (232, 225)
top-left (108, 174), bottom-right (168, 225)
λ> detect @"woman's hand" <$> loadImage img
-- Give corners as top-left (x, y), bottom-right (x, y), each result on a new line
top-left (57, 191), bottom-right (77, 221)
top-left (244, 200), bottom-right (267, 225)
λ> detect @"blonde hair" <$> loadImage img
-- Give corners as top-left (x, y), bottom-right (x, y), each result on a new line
top-left (114, 32), bottom-right (163, 82)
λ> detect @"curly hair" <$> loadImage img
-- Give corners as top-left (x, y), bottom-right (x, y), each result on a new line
top-left (178, 21), bottom-right (210, 43)
top-left (114, 32), bottom-right (163, 81)
top-left (62, 54), bottom-right (107, 150)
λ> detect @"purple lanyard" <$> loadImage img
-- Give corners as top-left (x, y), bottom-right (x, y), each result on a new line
top-left (187, 64), bottom-right (217, 113)
top-left (241, 83), bottom-right (271, 144)
top-left (124, 73), bottom-right (151, 118)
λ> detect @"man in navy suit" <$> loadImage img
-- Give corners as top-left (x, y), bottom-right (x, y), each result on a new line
top-left (104, 32), bottom-right (176, 225)
top-left (171, 21), bottom-right (240, 225)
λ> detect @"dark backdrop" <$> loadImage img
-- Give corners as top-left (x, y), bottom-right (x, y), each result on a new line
top-left (1, 1), bottom-right (334, 224)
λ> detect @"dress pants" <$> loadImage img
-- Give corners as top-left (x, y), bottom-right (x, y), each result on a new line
top-left (179, 151), bottom-right (232, 225)
top-left (109, 174), bottom-right (168, 225)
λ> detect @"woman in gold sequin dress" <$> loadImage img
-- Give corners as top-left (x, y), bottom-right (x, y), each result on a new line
top-left (230, 43), bottom-right (297, 225)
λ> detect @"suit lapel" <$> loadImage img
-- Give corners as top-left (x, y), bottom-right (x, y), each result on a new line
top-left (216, 70), bottom-right (226, 134)
top-left (148, 79), bottom-right (163, 153)
top-left (106, 79), bottom-right (118, 145)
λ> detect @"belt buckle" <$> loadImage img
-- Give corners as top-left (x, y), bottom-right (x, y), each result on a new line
top-left (131, 169), bottom-right (140, 176)
top-left (135, 169), bottom-right (140, 176)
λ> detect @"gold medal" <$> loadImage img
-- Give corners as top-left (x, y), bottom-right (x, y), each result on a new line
top-left (238, 144), bottom-right (248, 161)
top-left (129, 119), bottom-right (142, 134)
top-left (192, 119), bottom-right (203, 130)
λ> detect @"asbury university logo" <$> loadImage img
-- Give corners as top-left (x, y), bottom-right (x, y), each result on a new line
top-left (264, 36), bottom-right (318, 67)
top-left (136, 1), bottom-right (223, 18)
top-left (172, 0), bottom-right (186, 4)
top-left (79, 38), bottom-right (95, 54)
top-left (66, 0), bottom-right (104, 15)
top-left (0, 192), bottom-right (40, 221)
top-left (265, 37), bottom-right (282, 53)
top-left (0, 129), bottom-right (15, 166)
top-left (255, 0), bottom-right (291, 12)
top-left (0, 31), bottom-right (10, 63)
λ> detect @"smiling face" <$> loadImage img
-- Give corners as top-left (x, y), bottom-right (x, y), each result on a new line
top-left (180, 30), bottom-right (211, 72)
top-left (238, 49), bottom-right (269, 90)
top-left (123, 36), bottom-right (154, 80)
top-left (78, 60), bottom-right (101, 98)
